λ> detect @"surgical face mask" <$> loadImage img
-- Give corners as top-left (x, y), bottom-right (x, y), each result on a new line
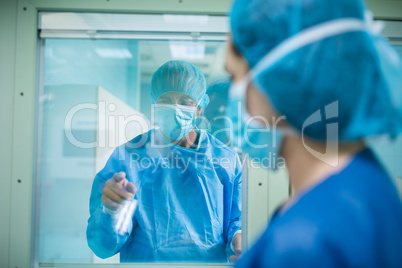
top-left (227, 78), bottom-right (284, 170)
top-left (154, 104), bottom-right (197, 141)
top-left (227, 12), bottom-right (384, 170)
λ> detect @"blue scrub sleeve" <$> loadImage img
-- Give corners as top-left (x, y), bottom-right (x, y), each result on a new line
top-left (86, 146), bottom-right (135, 259)
top-left (86, 174), bottom-right (135, 259)
top-left (225, 154), bottom-right (242, 256)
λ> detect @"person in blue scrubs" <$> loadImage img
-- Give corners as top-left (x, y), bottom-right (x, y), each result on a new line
top-left (226, 0), bottom-right (402, 267)
top-left (87, 60), bottom-right (242, 262)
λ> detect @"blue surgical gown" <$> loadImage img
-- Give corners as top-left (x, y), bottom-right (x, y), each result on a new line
top-left (236, 148), bottom-right (402, 268)
top-left (87, 129), bottom-right (242, 262)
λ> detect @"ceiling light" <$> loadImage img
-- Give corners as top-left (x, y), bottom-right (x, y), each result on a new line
top-left (95, 48), bottom-right (132, 59)
top-left (169, 42), bottom-right (205, 60)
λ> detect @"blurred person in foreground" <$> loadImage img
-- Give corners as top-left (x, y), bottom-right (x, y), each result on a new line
top-left (225, 0), bottom-right (402, 267)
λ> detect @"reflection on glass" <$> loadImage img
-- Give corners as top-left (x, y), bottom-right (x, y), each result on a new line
top-left (38, 38), bottom-right (240, 264)
top-left (203, 79), bottom-right (231, 144)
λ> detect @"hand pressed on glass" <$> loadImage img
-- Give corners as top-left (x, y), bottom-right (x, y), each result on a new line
top-left (101, 172), bottom-right (137, 215)
top-left (229, 232), bottom-right (242, 263)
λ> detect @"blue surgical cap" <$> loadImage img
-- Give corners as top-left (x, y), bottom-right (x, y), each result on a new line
top-left (203, 80), bottom-right (231, 143)
top-left (150, 60), bottom-right (209, 108)
top-left (230, 0), bottom-right (402, 141)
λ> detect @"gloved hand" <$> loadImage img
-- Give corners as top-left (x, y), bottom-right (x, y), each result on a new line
top-left (101, 172), bottom-right (137, 215)
top-left (229, 232), bottom-right (242, 263)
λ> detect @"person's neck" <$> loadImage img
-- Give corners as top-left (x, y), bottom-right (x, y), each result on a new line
top-left (171, 129), bottom-right (199, 148)
top-left (282, 135), bottom-right (365, 196)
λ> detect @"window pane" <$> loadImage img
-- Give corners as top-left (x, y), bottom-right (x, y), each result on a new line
top-left (38, 37), bottom-right (236, 264)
